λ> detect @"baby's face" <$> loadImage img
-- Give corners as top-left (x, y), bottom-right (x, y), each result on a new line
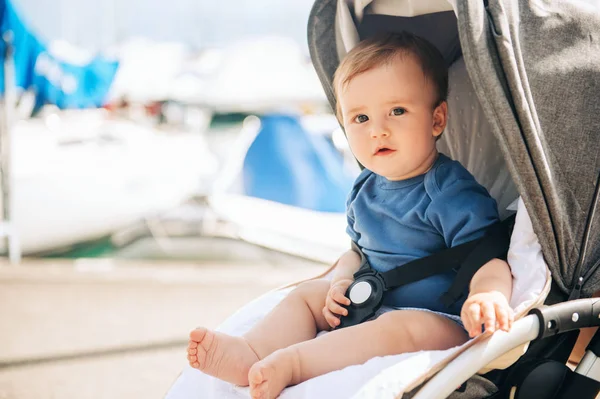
top-left (339, 55), bottom-right (446, 181)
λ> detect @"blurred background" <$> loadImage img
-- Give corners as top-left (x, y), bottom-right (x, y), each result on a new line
top-left (0, 0), bottom-right (359, 398)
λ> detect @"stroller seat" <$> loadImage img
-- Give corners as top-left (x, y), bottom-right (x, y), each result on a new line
top-left (164, 195), bottom-right (549, 399)
top-left (165, 41), bottom-right (550, 399)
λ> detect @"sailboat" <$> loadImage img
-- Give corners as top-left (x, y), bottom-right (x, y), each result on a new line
top-left (0, 1), bottom-right (218, 255)
top-left (5, 109), bottom-right (217, 254)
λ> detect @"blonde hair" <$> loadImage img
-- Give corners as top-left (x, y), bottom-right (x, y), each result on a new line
top-left (333, 32), bottom-right (448, 122)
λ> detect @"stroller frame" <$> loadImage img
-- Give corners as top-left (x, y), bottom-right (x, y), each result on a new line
top-left (307, 0), bottom-right (600, 397)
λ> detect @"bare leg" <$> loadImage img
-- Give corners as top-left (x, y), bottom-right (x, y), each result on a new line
top-left (187, 279), bottom-right (331, 386)
top-left (248, 309), bottom-right (469, 399)
top-left (243, 279), bottom-right (332, 357)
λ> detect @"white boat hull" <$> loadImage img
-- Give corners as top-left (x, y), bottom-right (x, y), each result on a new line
top-left (208, 193), bottom-right (348, 264)
top-left (3, 111), bottom-right (218, 254)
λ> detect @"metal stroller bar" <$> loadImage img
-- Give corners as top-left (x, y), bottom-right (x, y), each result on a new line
top-left (411, 315), bottom-right (540, 399)
top-left (412, 298), bottom-right (600, 399)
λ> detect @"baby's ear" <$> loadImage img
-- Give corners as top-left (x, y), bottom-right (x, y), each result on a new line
top-left (432, 101), bottom-right (448, 137)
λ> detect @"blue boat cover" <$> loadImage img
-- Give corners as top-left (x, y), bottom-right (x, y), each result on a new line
top-left (0, 0), bottom-right (118, 108)
top-left (243, 114), bottom-right (354, 213)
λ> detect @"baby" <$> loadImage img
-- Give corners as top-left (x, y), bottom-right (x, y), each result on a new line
top-left (187, 32), bottom-right (514, 399)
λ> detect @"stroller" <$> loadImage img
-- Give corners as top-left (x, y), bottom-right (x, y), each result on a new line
top-left (165, 0), bottom-right (600, 397)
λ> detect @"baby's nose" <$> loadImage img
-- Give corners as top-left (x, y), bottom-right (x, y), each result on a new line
top-left (370, 123), bottom-right (390, 138)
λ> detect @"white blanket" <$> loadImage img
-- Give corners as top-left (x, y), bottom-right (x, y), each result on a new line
top-left (165, 198), bottom-right (550, 399)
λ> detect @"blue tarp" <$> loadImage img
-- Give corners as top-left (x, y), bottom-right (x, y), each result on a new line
top-left (0, 0), bottom-right (118, 108)
top-left (243, 114), bottom-right (354, 213)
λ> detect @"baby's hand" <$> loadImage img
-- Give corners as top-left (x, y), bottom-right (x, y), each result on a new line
top-left (461, 291), bottom-right (514, 338)
top-left (322, 279), bottom-right (353, 329)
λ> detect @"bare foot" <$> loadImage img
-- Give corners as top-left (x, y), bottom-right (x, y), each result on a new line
top-left (248, 349), bottom-right (298, 399)
top-left (187, 327), bottom-right (259, 386)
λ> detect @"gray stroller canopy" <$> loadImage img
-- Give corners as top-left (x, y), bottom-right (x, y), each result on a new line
top-left (308, 0), bottom-right (600, 298)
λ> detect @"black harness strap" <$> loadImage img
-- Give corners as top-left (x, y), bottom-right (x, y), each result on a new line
top-left (439, 216), bottom-right (513, 306)
top-left (379, 239), bottom-right (479, 290)
top-left (352, 215), bottom-right (515, 307)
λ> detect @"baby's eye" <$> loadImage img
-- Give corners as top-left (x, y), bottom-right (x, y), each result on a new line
top-left (353, 114), bottom-right (369, 123)
top-left (391, 107), bottom-right (406, 116)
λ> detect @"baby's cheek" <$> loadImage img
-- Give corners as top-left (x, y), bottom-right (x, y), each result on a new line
top-left (347, 133), bottom-right (364, 149)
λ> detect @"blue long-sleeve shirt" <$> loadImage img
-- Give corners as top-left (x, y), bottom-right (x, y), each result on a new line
top-left (346, 153), bottom-right (499, 315)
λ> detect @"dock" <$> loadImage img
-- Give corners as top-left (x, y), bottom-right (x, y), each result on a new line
top-left (0, 257), bottom-right (328, 399)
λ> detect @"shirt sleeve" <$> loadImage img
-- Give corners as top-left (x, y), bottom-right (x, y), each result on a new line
top-left (346, 190), bottom-right (361, 243)
top-left (426, 177), bottom-right (500, 248)
top-left (346, 169), bottom-right (371, 244)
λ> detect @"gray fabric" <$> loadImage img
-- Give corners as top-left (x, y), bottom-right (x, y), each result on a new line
top-left (457, 0), bottom-right (600, 296)
top-left (439, 57), bottom-right (519, 219)
top-left (307, 0), bottom-right (339, 114)
top-left (356, 12), bottom-right (463, 65)
top-left (404, 374), bottom-right (499, 399)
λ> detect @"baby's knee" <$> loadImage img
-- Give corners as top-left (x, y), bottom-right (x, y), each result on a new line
top-left (372, 311), bottom-right (419, 347)
top-left (373, 310), bottom-right (405, 326)
top-left (286, 279), bottom-right (330, 320)
top-left (289, 279), bottom-right (330, 300)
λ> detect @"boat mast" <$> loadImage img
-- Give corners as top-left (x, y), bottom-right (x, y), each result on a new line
top-left (0, 30), bottom-right (21, 264)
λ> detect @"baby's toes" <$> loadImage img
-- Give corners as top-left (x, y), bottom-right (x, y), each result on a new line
top-left (188, 355), bottom-right (198, 368)
top-left (250, 382), bottom-right (269, 399)
top-left (188, 354), bottom-right (198, 367)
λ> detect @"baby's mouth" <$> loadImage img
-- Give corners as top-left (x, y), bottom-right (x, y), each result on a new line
top-left (374, 147), bottom-right (396, 156)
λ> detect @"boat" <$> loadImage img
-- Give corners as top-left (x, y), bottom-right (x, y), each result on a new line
top-left (203, 113), bottom-right (357, 264)
top-left (4, 109), bottom-right (218, 254)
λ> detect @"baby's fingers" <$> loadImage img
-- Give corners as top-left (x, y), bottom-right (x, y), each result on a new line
top-left (482, 302), bottom-right (496, 333)
top-left (466, 302), bottom-right (482, 337)
top-left (495, 303), bottom-right (510, 331)
top-left (322, 306), bottom-right (340, 329)
top-left (497, 303), bottom-right (515, 331)
top-left (326, 295), bottom-right (348, 317)
top-left (331, 286), bottom-right (351, 306)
